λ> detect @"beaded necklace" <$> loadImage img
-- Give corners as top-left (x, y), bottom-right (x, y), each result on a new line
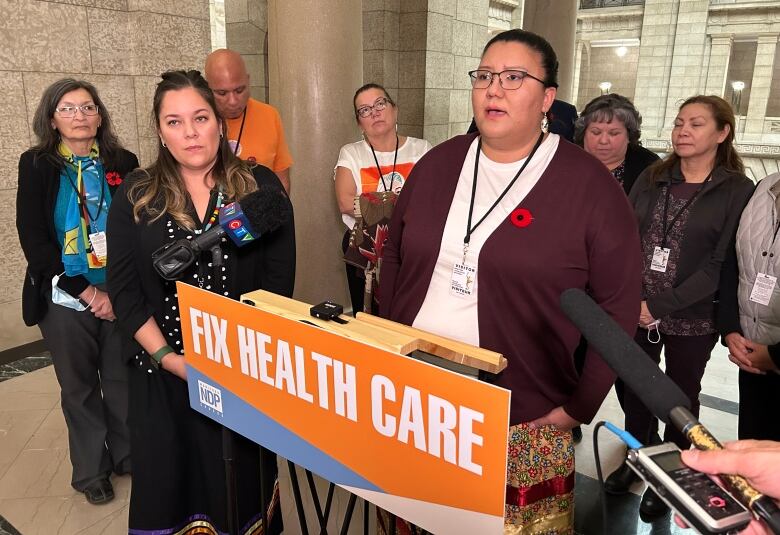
top-left (194, 189), bottom-right (224, 235)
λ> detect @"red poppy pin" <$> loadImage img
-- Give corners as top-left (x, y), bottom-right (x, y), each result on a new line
top-left (510, 208), bottom-right (533, 228)
top-left (106, 171), bottom-right (122, 186)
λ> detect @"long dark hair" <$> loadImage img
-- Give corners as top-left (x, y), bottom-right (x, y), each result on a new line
top-left (482, 29), bottom-right (559, 88)
top-left (650, 95), bottom-right (744, 182)
top-left (31, 78), bottom-right (123, 169)
top-left (128, 70), bottom-right (256, 229)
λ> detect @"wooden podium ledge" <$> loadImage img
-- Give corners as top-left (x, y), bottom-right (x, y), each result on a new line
top-left (240, 290), bottom-right (507, 375)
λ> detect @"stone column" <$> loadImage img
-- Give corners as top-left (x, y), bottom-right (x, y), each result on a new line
top-left (745, 34), bottom-right (780, 139)
top-left (661, 0), bottom-right (710, 135)
top-left (521, 0), bottom-right (578, 102)
top-left (267, 1), bottom-right (359, 316)
top-left (572, 40), bottom-right (587, 110)
top-left (267, 2), bottom-right (364, 529)
top-left (704, 34), bottom-right (733, 96)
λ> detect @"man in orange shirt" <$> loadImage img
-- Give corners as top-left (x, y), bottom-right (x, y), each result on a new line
top-left (205, 49), bottom-right (293, 192)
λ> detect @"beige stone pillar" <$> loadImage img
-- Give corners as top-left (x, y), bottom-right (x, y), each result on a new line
top-left (745, 34), bottom-right (779, 139)
top-left (267, 4), bottom-right (364, 527)
top-left (521, 0), bottom-right (578, 102)
top-left (572, 40), bottom-right (587, 110)
top-left (704, 34), bottom-right (733, 96)
top-left (267, 0), bottom-right (361, 308)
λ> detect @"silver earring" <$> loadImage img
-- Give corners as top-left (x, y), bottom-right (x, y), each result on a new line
top-left (541, 113), bottom-right (549, 133)
top-left (161, 139), bottom-right (167, 148)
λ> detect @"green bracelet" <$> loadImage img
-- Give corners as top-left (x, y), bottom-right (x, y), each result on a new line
top-left (150, 345), bottom-right (175, 366)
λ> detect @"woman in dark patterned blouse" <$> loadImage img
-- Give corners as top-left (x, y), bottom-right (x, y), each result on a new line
top-left (620, 95), bottom-right (754, 519)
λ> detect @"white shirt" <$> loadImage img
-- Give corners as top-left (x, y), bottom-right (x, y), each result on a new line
top-left (335, 137), bottom-right (431, 228)
top-left (412, 134), bottom-right (560, 346)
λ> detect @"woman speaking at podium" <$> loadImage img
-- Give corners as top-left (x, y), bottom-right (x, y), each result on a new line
top-left (107, 71), bottom-right (294, 535)
top-left (380, 30), bottom-right (642, 533)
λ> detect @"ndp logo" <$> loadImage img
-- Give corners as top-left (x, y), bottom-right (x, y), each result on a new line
top-left (198, 380), bottom-right (223, 416)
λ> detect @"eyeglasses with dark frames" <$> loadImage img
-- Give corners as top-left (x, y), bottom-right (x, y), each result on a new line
top-left (468, 69), bottom-right (546, 90)
top-left (356, 97), bottom-right (391, 119)
top-left (55, 104), bottom-right (100, 118)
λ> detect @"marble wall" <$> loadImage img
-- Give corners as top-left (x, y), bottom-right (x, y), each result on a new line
top-left (362, 0), bottom-right (490, 146)
top-left (1, 0), bottom-right (211, 352)
top-left (577, 45), bottom-right (640, 110)
top-left (423, 0), bottom-right (490, 146)
top-left (225, 0), bottom-right (268, 102)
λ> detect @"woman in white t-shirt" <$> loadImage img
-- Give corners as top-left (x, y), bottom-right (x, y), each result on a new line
top-left (334, 83), bottom-right (431, 315)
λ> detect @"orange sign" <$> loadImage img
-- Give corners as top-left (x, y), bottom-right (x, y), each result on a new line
top-left (177, 283), bottom-right (510, 534)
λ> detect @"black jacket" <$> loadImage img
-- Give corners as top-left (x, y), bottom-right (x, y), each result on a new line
top-left (629, 162), bottom-right (754, 321)
top-left (621, 144), bottom-right (660, 196)
top-left (106, 165), bottom-right (296, 363)
top-left (16, 148), bottom-right (139, 326)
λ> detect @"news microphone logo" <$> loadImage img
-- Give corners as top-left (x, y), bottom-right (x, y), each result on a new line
top-left (198, 380), bottom-right (223, 416)
top-left (219, 201), bottom-right (256, 246)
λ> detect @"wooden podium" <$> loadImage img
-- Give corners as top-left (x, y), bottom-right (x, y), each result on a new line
top-left (177, 283), bottom-right (511, 535)
top-left (241, 289), bottom-right (507, 376)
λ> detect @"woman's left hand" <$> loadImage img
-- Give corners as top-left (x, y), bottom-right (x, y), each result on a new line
top-left (528, 407), bottom-right (580, 432)
top-left (89, 289), bottom-right (116, 321)
top-left (639, 300), bottom-right (655, 326)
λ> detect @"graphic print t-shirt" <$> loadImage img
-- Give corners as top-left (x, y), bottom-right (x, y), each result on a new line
top-left (335, 137), bottom-right (431, 228)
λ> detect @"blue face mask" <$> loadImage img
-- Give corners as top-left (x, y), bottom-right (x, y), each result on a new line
top-left (51, 273), bottom-right (87, 312)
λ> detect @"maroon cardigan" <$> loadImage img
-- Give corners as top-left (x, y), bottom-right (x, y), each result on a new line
top-left (380, 134), bottom-right (642, 425)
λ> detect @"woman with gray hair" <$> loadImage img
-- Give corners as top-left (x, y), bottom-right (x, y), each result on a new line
top-left (575, 93), bottom-right (660, 195)
top-left (16, 78), bottom-right (137, 504)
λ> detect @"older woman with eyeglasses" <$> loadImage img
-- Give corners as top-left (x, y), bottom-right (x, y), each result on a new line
top-left (380, 29), bottom-right (641, 532)
top-left (334, 83), bottom-right (431, 315)
top-left (16, 78), bottom-right (137, 505)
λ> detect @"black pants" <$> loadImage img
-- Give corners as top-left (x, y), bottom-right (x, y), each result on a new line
top-left (342, 230), bottom-right (365, 315)
top-left (738, 369), bottom-right (780, 441)
top-left (624, 329), bottom-right (718, 449)
top-left (38, 290), bottom-right (130, 490)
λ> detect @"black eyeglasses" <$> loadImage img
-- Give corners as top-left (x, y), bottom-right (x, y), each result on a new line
top-left (356, 97), bottom-right (391, 119)
top-left (468, 70), bottom-right (546, 90)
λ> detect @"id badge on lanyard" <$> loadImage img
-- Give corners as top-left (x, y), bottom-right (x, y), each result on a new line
top-left (89, 230), bottom-right (108, 262)
top-left (651, 246), bottom-right (670, 272)
top-left (450, 260), bottom-right (476, 297)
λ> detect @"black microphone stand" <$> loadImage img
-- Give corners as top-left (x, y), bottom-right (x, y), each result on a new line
top-left (211, 244), bottom-right (240, 535)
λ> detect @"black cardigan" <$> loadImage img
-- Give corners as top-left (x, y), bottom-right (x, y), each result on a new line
top-left (621, 144), bottom-right (661, 196)
top-left (629, 163), bottom-right (754, 320)
top-left (16, 148), bottom-right (139, 326)
top-left (106, 166), bottom-right (295, 363)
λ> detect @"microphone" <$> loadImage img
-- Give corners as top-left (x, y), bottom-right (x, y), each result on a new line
top-left (560, 288), bottom-right (780, 534)
top-left (152, 187), bottom-right (291, 281)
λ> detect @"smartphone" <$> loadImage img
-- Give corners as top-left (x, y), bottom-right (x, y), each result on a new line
top-left (626, 443), bottom-right (753, 534)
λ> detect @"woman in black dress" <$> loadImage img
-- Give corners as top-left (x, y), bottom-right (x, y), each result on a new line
top-left (107, 70), bottom-right (294, 535)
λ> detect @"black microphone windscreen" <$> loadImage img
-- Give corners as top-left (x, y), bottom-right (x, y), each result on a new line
top-left (239, 186), bottom-right (292, 236)
top-left (560, 288), bottom-right (690, 424)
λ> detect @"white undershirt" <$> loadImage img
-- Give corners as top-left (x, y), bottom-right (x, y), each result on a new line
top-left (412, 134), bottom-right (560, 346)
